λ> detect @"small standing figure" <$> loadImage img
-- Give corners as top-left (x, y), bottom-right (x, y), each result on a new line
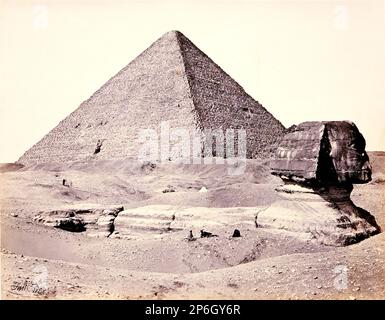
top-left (187, 230), bottom-right (195, 242)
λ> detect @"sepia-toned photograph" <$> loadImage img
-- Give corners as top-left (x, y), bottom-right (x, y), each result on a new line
top-left (0, 0), bottom-right (384, 303)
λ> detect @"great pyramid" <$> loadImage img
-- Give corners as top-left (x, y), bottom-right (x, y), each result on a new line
top-left (18, 30), bottom-right (285, 165)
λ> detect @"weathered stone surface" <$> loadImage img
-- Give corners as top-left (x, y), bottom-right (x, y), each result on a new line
top-left (18, 31), bottom-right (284, 165)
top-left (265, 121), bottom-right (380, 245)
top-left (111, 205), bottom-right (258, 239)
top-left (33, 205), bottom-right (124, 237)
top-left (325, 121), bottom-right (371, 183)
top-left (270, 121), bottom-right (372, 184)
top-left (257, 184), bottom-right (380, 246)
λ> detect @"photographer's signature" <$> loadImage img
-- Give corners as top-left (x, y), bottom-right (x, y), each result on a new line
top-left (10, 280), bottom-right (56, 296)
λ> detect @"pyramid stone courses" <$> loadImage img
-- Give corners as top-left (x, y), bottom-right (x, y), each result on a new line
top-left (18, 31), bottom-right (285, 165)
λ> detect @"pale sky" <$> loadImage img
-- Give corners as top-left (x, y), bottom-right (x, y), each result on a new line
top-left (0, 0), bottom-right (384, 163)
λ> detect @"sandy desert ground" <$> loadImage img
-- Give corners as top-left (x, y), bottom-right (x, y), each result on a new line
top-left (1, 152), bottom-right (384, 299)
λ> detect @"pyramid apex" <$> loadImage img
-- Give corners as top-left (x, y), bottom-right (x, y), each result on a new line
top-left (161, 30), bottom-right (184, 39)
top-left (166, 30), bottom-right (183, 35)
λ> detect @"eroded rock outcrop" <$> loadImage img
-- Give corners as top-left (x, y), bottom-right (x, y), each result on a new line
top-left (111, 205), bottom-right (257, 239)
top-left (259, 121), bottom-right (380, 246)
top-left (33, 205), bottom-right (124, 237)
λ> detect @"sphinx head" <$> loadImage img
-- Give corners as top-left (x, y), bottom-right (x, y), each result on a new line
top-left (321, 121), bottom-right (371, 184)
top-left (270, 121), bottom-right (372, 186)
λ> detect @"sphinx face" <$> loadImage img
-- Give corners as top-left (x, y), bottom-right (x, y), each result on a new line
top-left (324, 122), bottom-right (372, 184)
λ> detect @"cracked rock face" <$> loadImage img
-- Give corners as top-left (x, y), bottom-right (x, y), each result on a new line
top-left (261, 121), bottom-right (380, 246)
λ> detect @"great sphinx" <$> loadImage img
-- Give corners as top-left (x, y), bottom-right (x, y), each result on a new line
top-left (259, 121), bottom-right (380, 246)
